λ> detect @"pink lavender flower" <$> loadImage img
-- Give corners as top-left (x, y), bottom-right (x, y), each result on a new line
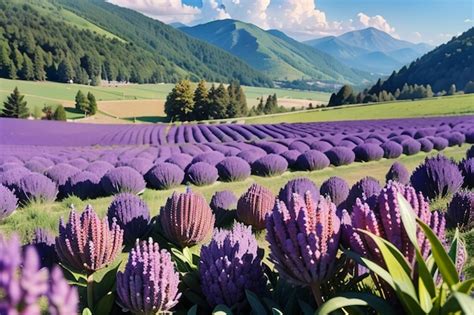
top-left (237, 183), bottom-right (275, 229)
top-left (48, 266), bottom-right (79, 315)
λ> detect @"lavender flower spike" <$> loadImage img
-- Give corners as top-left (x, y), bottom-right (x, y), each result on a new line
top-left (48, 266), bottom-right (79, 315)
top-left (116, 238), bottom-right (181, 314)
top-left (200, 223), bottom-right (266, 309)
top-left (55, 205), bottom-right (124, 273)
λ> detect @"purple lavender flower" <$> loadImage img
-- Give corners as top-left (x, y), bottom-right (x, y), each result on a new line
top-left (346, 176), bottom-right (381, 210)
top-left (459, 158), bottom-right (474, 188)
top-left (85, 161), bottom-right (115, 177)
top-left (48, 266), bottom-right (79, 315)
top-left (101, 166), bottom-right (146, 195)
top-left (380, 141), bottom-right (403, 159)
top-left (402, 138), bottom-right (421, 155)
top-left (278, 177), bottom-right (319, 205)
top-left (385, 161), bottom-right (410, 185)
top-left (252, 154), bottom-right (288, 177)
top-left (186, 162), bottom-right (219, 186)
top-left (116, 239), bottom-right (180, 314)
top-left (0, 184), bottom-right (17, 220)
top-left (237, 149), bottom-right (267, 164)
top-left (320, 176), bottom-right (349, 208)
top-left (29, 228), bottom-right (58, 269)
top-left (325, 147), bottom-right (355, 166)
top-left (200, 223), bottom-right (266, 308)
top-left (107, 193), bottom-right (151, 245)
top-left (237, 183), bottom-right (275, 229)
top-left (444, 132), bottom-right (466, 146)
top-left (296, 150), bottom-right (330, 171)
top-left (64, 171), bottom-right (102, 200)
top-left (216, 157), bottom-right (251, 182)
top-left (266, 192), bottom-right (340, 305)
top-left (45, 163), bottom-right (81, 187)
top-left (192, 151), bottom-right (225, 166)
top-left (0, 167), bottom-right (31, 192)
top-left (55, 205), bottom-right (124, 273)
top-left (145, 163), bottom-right (184, 190)
top-left (17, 173), bottom-right (58, 204)
top-left (210, 190), bottom-right (238, 213)
top-left (117, 158), bottom-right (153, 175)
top-left (428, 136), bottom-right (449, 151)
top-left (446, 191), bottom-right (474, 230)
top-left (418, 138), bottom-right (434, 152)
top-left (353, 143), bottom-right (384, 162)
top-left (160, 189), bottom-right (215, 247)
top-left (280, 150), bottom-right (301, 168)
top-left (289, 140), bottom-right (310, 153)
top-left (67, 158), bottom-right (89, 170)
top-left (309, 140), bottom-right (333, 152)
top-left (410, 154), bottom-right (463, 200)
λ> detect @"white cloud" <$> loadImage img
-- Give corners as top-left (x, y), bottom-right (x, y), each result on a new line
top-left (353, 13), bottom-right (398, 37)
top-left (465, 18), bottom-right (474, 23)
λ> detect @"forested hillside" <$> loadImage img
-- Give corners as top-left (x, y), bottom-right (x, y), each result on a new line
top-left (0, 0), bottom-right (273, 87)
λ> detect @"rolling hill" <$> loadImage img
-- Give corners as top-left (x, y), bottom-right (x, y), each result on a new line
top-left (180, 19), bottom-right (374, 85)
top-left (305, 27), bottom-right (432, 74)
top-left (0, 0), bottom-right (273, 87)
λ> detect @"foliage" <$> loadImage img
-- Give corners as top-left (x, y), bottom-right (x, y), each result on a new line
top-left (53, 105), bottom-right (67, 121)
top-left (1, 87), bottom-right (29, 118)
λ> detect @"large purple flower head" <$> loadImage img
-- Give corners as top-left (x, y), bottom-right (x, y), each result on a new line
top-left (210, 190), bottom-right (238, 213)
top-left (29, 228), bottom-right (58, 269)
top-left (55, 205), bottom-right (124, 273)
top-left (216, 157), bottom-right (251, 182)
top-left (101, 166), bottom-right (146, 195)
top-left (116, 238), bottom-right (180, 314)
top-left (0, 167), bottom-right (30, 192)
top-left (186, 162), bottom-right (219, 186)
top-left (278, 177), bottom-right (319, 205)
top-left (385, 161), bottom-right (410, 185)
top-left (252, 154), bottom-right (288, 177)
top-left (266, 193), bottom-right (341, 287)
top-left (353, 143), bottom-right (384, 162)
top-left (17, 173), bottom-right (58, 204)
top-left (402, 139), bottom-right (421, 155)
top-left (296, 150), bottom-right (330, 171)
top-left (0, 162), bottom-right (24, 172)
top-left (145, 163), bottom-right (184, 190)
top-left (64, 171), bottom-right (102, 200)
top-left (237, 183), bottom-right (275, 230)
top-left (0, 185), bottom-right (17, 220)
top-left (410, 155), bottom-right (463, 200)
top-left (325, 147), bottom-right (355, 166)
top-left (320, 176), bottom-right (349, 208)
top-left (446, 191), bottom-right (474, 230)
top-left (380, 141), bottom-right (403, 159)
top-left (160, 189), bottom-right (215, 247)
top-left (200, 223), bottom-right (266, 309)
top-left (459, 158), bottom-right (474, 188)
top-left (107, 193), bottom-right (151, 246)
top-left (346, 176), bottom-right (381, 210)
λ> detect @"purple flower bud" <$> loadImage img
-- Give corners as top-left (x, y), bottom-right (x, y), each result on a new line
top-left (55, 206), bottom-right (124, 273)
top-left (320, 176), bottom-right (349, 208)
top-left (160, 189), bottom-right (215, 247)
top-left (278, 177), bottom-right (319, 205)
top-left (145, 163), bottom-right (184, 190)
top-left (446, 191), bottom-right (474, 230)
top-left (200, 223), bottom-right (266, 308)
top-left (116, 239), bottom-right (180, 314)
top-left (107, 193), bottom-right (151, 245)
top-left (385, 161), bottom-right (410, 185)
top-left (101, 166), bottom-right (146, 195)
top-left (0, 184), bottom-right (17, 220)
top-left (237, 183), bottom-right (275, 229)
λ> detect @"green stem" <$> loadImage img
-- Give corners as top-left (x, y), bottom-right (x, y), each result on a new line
top-left (87, 273), bottom-right (94, 311)
top-left (310, 281), bottom-right (324, 307)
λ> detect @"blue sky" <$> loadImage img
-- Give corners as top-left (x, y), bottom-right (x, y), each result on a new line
top-left (109, 0), bottom-right (473, 44)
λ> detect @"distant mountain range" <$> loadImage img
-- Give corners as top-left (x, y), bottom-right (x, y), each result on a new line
top-left (305, 27), bottom-right (433, 75)
top-left (180, 19), bottom-right (375, 85)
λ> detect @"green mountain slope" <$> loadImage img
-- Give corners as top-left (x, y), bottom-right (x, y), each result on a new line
top-left (0, 0), bottom-right (272, 87)
top-left (374, 27), bottom-right (474, 93)
top-left (181, 19), bottom-right (374, 84)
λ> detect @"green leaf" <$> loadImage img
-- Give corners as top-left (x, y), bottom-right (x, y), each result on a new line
top-left (416, 218), bottom-right (459, 287)
top-left (447, 229), bottom-right (460, 265)
top-left (246, 290), bottom-right (267, 315)
top-left (81, 308), bottom-right (92, 315)
top-left (187, 305), bottom-right (198, 315)
top-left (442, 292), bottom-right (474, 314)
top-left (454, 279), bottom-right (474, 294)
top-left (271, 308), bottom-right (284, 315)
top-left (415, 250), bottom-right (435, 312)
top-left (315, 292), bottom-right (397, 315)
top-left (212, 304), bottom-right (233, 315)
top-left (94, 292), bottom-right (115, 315)
top-left (397, 193), bottom-right (419, 250)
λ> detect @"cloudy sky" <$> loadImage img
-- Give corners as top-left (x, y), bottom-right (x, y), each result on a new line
top-left (108, 0), bottom-right (473, 44)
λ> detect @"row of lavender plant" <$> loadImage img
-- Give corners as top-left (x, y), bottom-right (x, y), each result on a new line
top-left (1, 155), bottom-right (471, 313)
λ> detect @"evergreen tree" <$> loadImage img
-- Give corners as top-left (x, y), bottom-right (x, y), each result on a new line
top-left (256, 97), bottom-right (264, 114)
top-left (236, 84), bottom-right (248, 116)
top-left (74, 90), bottom-right (89, 114)
top-left (164, 80), bottom-right (195, 121)
top-left (20, 54), bottom-right (34, 80)
top-left (42, 105), bottom-right (54, 120)
top-left (263, 95), bottom-right (273, 114)
top-left (57, 59), bottom-right (74, 82)
top-left (53, 105), bottom-right (67, 121)
top-left (2, 87), bottom-right (29, 118)
top-left (193, 80), bottom-right (209, 120)
top-left (7, 61), bottom-right (17, 79)
top-left (33, 46), bottom-right (46, 81)
top-left (87, 92), bottom-right (97, 115)
top-left (32, 106), bottom-right (42, 119)
top-left (208, 83), bottom-right (229, 119)
top-left (0, 41), bottom-right (10, 77)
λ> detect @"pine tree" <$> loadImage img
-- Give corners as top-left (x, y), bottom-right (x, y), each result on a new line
top-left (193, 80), bottom-right (209, 120)
top-left (57, 59), bottom-right (74, 82)
top-left (87, 92), bottom-right (97, 115)
top-left (7, 61), bottom-right (17, 79)
top-left (236, 84), bottom-right (247, 116)
top-left (2, 87), bottom-right (29, 118)
top-left (256, 97), bottom-right (264, 114)
top-left (20, 54), bottom-right (34, 80)
top-left (75, 90), bottom-right (89, 114)
top-left (263, 95), bottom-right (273, 114)
top-left (53, 105), bottom-right (67, 121)
top-left (208, 83), bottom-right (229, 119)
top-left (164, 80), bottom-right (195, 121)
top-left (0, 41), bottom-right (10, 77)
top-left (33, 46), bottom-right (46, 81)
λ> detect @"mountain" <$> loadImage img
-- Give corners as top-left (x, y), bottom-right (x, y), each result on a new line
top-left (373, 27), bottom-right (474, 93)
top-left (180, 19), bottom-right (374, 85)
top-left (0, 0), bottom-right (272, 87)
top-left (305, 27), bottom-right (432, 75)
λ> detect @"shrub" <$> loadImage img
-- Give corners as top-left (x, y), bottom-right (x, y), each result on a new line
top-left (216, 157), bottom-right (251, 182)
top-left (252, 154), bottom-right (288, 177)
top-left (346, 176), bottom-right (381, 210)
top-left (17, 173), bottom-right (57, 203)
top-left (320, 176), bottom-right (349, 208)
top-left (325, 147), bottom-right (355, 166)
top-left (210, 190), bottom-right (237, 213)
top-left (296, 150), bottom-right (330, 171)
top-left (64, 171), bottom-right (102, 200)
top-left (165, 154), bottom-right (193, 170)
top-left (443, 132), bottom-right (465, 146)
top-left (237, 183), bottom-right (275, 229)
top-left (353, 143), bottom-right (384, 162)
top-left (401, 139), bottom-right (421, 155)
top-left (236, 149), bottom-right (267, 164)
top-left (28, 228), bottom-right (58, 269)
top-left (446, 191), bottom-right (474, 230)
top-left (279, 150), bottom-right (301, 168)
top-left (385, 161), bottom-right (410, 185)
top-left (410, 155), bottom-right (463, 200)
top-left (45, 163), bottom-right (80, 187)
top-left (192, 152), bottom-right (225, 166)
top-left (85, 161), bottom-right (114, 177)
top-left (107, 193), bottom-right (151, 245)
top-left (101, 167), bottom-right (146, 195)
top-left (288, 140), bottom-right (310, 153)
top-left (309, 140), bottom-right (332, 152)
top-left (428, 136), bottom-right (449, 151)
top-left (380, 141), bottom-right (403, 159)
top-left (278, 177), bottom-right (319, 204)
top-left (67, 158), bottom-right (89, 170)
top-left (117, 158), bottom-right (153, 175)
top-left (417, 138), bottom-right (434, 152)
top-left (0, 167), bottom-right (30, 192)
top-left (459, 158), bottom-right (474, 188)
top-left (186, 162), bottom-right (218, 186)
top-left (145, 163), bottom-right (184, 190)
top-left (24, 160), bottom-right (49, 173)
top-left (0, 185), bottom-right (17, 220)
